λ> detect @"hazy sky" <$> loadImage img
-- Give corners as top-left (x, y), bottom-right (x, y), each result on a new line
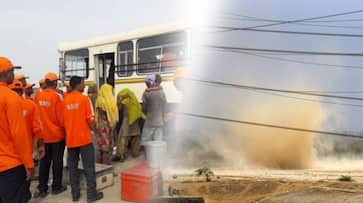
top-left (0, 0), bottom-right (187, 83)
top-left (184, 0), bottom-right (363, 133)
top-left (2, 0), bottom-right (363, 132)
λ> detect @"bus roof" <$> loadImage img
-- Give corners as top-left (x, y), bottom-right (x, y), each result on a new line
top-left (58, 22), bottom-right (189, 52)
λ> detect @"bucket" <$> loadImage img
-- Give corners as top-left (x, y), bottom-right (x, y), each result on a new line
top-left (145, 141), bottom-right (167, 169)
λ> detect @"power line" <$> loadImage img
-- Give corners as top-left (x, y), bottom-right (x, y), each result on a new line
top-left (302, 91), bottom-right (363, 94)
top-left (90, 58), bottom-right (363, 96)
top-left (217, 49), bottom-right (363, 70)
top-left (179, 112), bottom-right (363, 139)
top-left (217, 10), bottom-right (363, 32)
top-left (206, 44), bottom-right (363, 57)
top-left (200, 81), bottom-right (363, 108)
top-left (200, 79), bottom-right (363, 94)
top-left (253, 89), bottom-right (363, 108)
top-left (187, 77), bottom-right (363, 101)
top-left (219, 14), bottom-right (363, 29)
top-left (211, 25), bottom-right (363, 38)
top-left (307, 19), bottom-right (363, 23)
top-left (222, 12), bottom-right (363, 23)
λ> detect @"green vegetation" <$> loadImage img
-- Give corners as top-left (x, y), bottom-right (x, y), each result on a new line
top-left (195, 167), bottom-right (214, 182)
top-left (338, 175), bottom-right (353, 182)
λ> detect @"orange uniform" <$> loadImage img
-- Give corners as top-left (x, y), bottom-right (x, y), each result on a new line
top-left (0, 82), bottom-right (33, 172)
top-left (63, 91), bottom-right (94, 148)
top-left (34, 89), bottom-right (65, 143)
top-left (63, 92), bottom-right (70, 99)
top-left (22, 98), bottom-right (43, 141)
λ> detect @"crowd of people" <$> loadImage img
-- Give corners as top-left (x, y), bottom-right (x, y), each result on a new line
top-left (0, 56), bottom-right (171, 203)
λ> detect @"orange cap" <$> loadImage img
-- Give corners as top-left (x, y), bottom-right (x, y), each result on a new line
top-left (24, 83), bottom-right (35, 89)
top-left (8, 79), bottom-right (24, 89)
top-left (14, 73), bottom-right (29, 80)
top-left (173, 68), bottom-right (186, 80)
top-left (39, 78), bottom-right (45, 85)
top-left (45, 72), bottom-right (58, 81)
top-left (0, 57), bottom-right (21, 73)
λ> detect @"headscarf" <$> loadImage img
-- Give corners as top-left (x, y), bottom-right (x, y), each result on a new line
top-left (118, 88), bottom-right (145, 125)
top-left (95, 84), bottom-right (119, 128)
top-left (145, 74), bottom-right (156, 87)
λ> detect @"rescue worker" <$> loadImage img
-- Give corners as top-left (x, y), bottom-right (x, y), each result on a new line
top-left (63, 76), bottom-right (103, 202)
top-left (24, 83), bottom-right (35, 99)
top-left (15, 72), bottom-right (31, 99)
top-left (9, 79), bottom-right (46, 201)
top-left (34, 72), bottom-right (67, 198)
top-left (63, 81), bottom-right (72, 98)
top-left (173, 68), bottom-right (185, 92)
top-left (34, 78), bottom-right (46, 98)
top-left (39, 78), bottom-right (46, 90)
top-left (15, 72), bottom-right (28, 86)
top-left (0, 56), bottom-right (34, 202)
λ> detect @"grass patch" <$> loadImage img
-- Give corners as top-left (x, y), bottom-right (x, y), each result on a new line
top-left (338, 175), bottom-right (353, 182)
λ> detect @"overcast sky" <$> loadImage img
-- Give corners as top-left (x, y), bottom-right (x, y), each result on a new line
top-left (186, 0), bottom-right (363, 133)
top-left (2, 0), bottom-right (363, 132)
top-left (0, 0), bottom-right (188, 83)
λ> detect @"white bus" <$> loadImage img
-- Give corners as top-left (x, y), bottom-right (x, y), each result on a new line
top-left (58, 23), bottom-right (190, 104)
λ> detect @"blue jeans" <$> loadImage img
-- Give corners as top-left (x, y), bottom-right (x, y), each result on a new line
top-left (141, 127), bottom-right (163, 146)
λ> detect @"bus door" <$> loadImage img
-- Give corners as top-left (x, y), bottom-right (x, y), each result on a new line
top-left (97, 53), bottom-right (115, 88)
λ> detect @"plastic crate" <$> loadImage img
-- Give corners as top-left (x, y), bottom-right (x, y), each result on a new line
top-left (121, 162), bottom-right (162, 202)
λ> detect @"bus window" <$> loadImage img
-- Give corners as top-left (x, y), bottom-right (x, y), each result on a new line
top-left (64, 49), bottom-right (89, 80)
top-left (137, 31), bottom-right (186, 74)
top-left (117, 41), bottom-right (133, 77)
top-left (161, 45), bottom-right (185, 71)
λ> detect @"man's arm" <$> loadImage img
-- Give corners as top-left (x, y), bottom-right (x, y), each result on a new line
top-left (142, 92), bottom-right (147, 114)
top-left (7, 96), bottom-right (34, 179)
top-left (85, 97), bottom-right (100, 144)
top-left (32, 104), bottom-right (45, 159)
top-left (55, 94), bottom-right (65, 128)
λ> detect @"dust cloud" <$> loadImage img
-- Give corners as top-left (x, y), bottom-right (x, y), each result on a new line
top-left (218, 100), bottom-right (324, 169)
top-left (170, 99), bottom-right (325, 170)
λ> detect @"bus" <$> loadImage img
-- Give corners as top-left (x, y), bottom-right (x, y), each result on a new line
top-left (58, 23), bottom-right (190, 104)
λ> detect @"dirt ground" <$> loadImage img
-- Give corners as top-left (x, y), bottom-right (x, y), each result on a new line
top-left (165, 174), bottom-right (363, 203)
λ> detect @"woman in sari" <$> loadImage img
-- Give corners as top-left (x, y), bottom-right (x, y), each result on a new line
top-left (95, 84), bottom-right (119, 164)
top-left (113, 88), bottom-right (145, 162)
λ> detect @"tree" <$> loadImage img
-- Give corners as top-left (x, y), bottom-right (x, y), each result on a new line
top-left (195, 167), bottom-right (214, 182)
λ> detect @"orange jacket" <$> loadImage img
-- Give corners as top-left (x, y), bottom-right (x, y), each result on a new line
top-left (63, 92), bottom-right (70, 99)
top-left (22, 98), bottom-right (43, 140)
top-left (34, 89), bottom-right (65, 143)
top-left (0, 82), bottom-right (33, 172)
top-left (63, 91), bottom-right (94, 148)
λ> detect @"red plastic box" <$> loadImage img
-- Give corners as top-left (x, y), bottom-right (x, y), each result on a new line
top-left (121, 161), bottom-right (162, 203)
